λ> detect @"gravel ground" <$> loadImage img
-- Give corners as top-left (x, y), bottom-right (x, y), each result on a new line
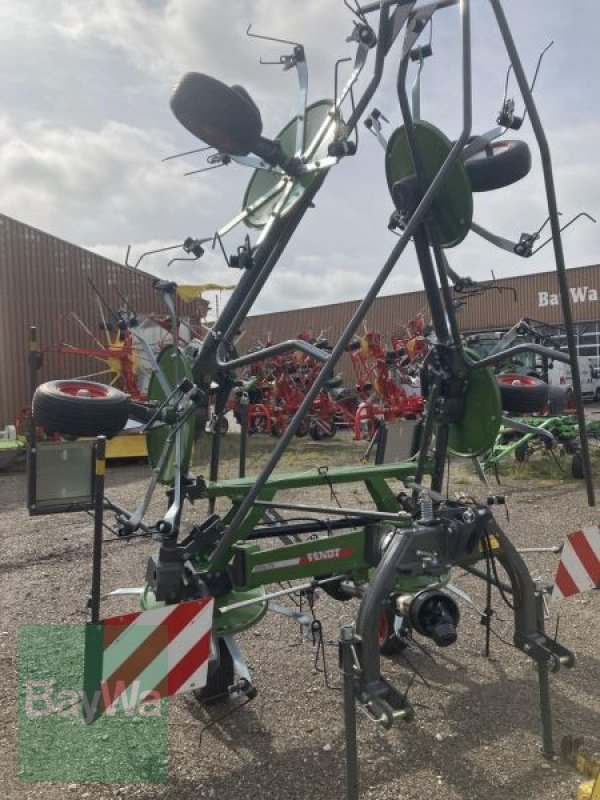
top-left (1, 432), bottom-right (599, 800)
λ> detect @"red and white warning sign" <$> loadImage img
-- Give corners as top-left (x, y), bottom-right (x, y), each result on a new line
top-left (553, 524), bottom-right (600, 601)
top-left (84, 597), bottom-right (214, 722)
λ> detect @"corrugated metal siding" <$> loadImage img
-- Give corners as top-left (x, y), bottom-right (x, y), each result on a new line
top-left (0, 214), bottom-right (208, 424)
top-left (241, 264), bottom-right (600, 384)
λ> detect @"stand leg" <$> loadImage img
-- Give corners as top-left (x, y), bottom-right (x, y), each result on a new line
top-left (341, 624), bottom-right (360, 800)
top-left (239, 404), bottom-right (248, 479)
top-left (535, 592), bottom-right (555, 759)
top-left (537, 657), bottom-right (555, 759)
top-left (90, 437), bottom-right (106, 625)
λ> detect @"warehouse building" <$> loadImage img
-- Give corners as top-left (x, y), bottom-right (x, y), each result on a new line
top-left (241, 263), bottom-right (600, 383)
top-left (0, 214), bottom-right (207, 426)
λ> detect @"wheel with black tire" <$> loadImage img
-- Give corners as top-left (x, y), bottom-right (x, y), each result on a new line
top-left (309, 419), bottom-right (336, 440)
top-left (464, 139), bottom-right (531, 192)
top-left (33, 380), bottom-right (130, 438)
top-left (497, 374), bottom-right (549, 414)
top-left (547, 384), bottom-right (571, 415)
top-left (571, 452), bottom-right (585, 480)
top-left (295, 417), bottom-right (310, 437)
top-left (514, 443), bottom-right (529, 463)
top-left (319, 576), bottom-right (353, 602)
top-left (193, 638), bottom-right (234, 704)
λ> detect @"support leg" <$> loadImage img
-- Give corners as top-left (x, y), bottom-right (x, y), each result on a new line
top-left (341, 624), bottom-right (360, 800)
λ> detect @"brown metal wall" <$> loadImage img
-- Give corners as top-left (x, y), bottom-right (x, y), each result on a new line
top-left (0, 213), bottom-right (208, 424)
top-left (241, 263), bottom-right (600, 384)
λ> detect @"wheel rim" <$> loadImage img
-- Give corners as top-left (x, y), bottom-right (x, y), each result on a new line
top-left (498, 374), bottom-right (538, 387)
top-left (146, 345), bottom-right (195, 485)
top-left (242, 100), bottom-right (333, 228)
top-left (378, 612), bottom-right (389, 645)
top-left (467, 141), bottom-right (514, 162)
top-left (55, 381), bottom-right (111, 399)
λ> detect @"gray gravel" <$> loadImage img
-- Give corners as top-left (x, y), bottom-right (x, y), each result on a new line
top-left (1, 433), bottom-right (599, 799)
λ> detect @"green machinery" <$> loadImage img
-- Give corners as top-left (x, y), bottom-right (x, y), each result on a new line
top-left (30, 1), bottom-right (596, 797)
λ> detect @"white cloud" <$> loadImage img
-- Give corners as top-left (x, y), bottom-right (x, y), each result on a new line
top-left (0, 115), bottom-right (216, 245)
top-left (0, 0), bottom-right (598, 328)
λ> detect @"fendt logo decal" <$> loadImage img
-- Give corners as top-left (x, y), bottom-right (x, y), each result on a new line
top-left (252, 547), bottom-right (354, 573)
top-left (538, 286), bottom-right (598, 307)
top-left (300, 547), bottom-right (353, 564)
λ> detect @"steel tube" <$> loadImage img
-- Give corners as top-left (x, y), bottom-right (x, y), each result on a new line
top-left (489, 0), bottom-right (594, 507)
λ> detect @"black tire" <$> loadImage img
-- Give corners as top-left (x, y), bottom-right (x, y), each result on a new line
top-left (193, 638), bottom-right (234, 704)
top-left (320, 576), bottom-right (353, 602)
top-left (464, 139), bottom-right (531, 192)
top-left (309, 419), bottom-right (336, 440)
top-left (571, 452), bottom-right (585, 480)
top-left (497, 374), bottom-right (549, 414)
top-left (33, 380), bottom-right (130, 438)
top-left (514, 443), bottom-right (529, 463)
top-left (325, 375), bottom-right (344, 390)
top-left (547, 385), bottom-right (571, 415)
top-left (295, 417), bottom-right (310, 437)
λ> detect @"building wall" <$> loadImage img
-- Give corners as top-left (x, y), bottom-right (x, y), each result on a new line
top-left (0, 214), bottom-right (207, 424)
top-left (240, 263), bottom-right (600, 383)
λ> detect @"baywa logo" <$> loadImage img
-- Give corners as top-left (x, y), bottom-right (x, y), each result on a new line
top-left (18, 625), bottom-right (168, 783)
top-left (25, 679), bottom-right (162, 725)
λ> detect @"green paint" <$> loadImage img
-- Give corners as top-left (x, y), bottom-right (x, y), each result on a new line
top-left (234, 529), bottom-right (367, 589)
top-left (146, 345), bottom-right (196, 485)
top-left (385, 120), bottom-right (473, 249)
top-left (448, 354), bottom-right (502, 457)
top-left (18, 625), bottom-right (167, 782)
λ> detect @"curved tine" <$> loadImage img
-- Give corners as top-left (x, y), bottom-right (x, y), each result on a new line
top-left (162, 145), bottom-right (215, 162)
top-left (246, 23), bottom-right (303, 49)
top-left (183, 161), bottom-right (228, 177)
top-left (530, 212), bottom-right (597, 256)
top-left (74, 370), bottom-right (114, 380)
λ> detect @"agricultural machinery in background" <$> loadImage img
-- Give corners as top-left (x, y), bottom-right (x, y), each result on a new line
top-left (465, 319), bottom-right (598, 477)
top-left (348, 323), bottom-right (426, 439)
top-left (28, 1), bottom-right (598, 798)
top-left (228, 330), bottom-right (356, 438)
top-left (230, 319), bottom-right (428, 440)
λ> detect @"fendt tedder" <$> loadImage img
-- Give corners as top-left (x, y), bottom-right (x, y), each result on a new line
top-left (31, 1), bottom-right (596, 796)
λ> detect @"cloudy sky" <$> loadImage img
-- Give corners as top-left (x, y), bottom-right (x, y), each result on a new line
top-left (1, 0), bottom-right (599, 318)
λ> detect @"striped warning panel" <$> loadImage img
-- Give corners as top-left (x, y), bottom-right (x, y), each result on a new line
top-left (553, 524), bottom-right (600, 601)
top-left (83, 597), bottom-right (213, 722)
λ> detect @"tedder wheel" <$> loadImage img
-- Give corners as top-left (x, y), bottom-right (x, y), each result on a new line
top-left (571, 452), bottom-right (585, 480)
top-left (33, 380), bottom-right (130, 438)
top-left (463, 139), bottom-right (531, 192)
top-left (497, 374), bottom-right (549, 414)
top-left (193, 638), bottom-right (234, 705)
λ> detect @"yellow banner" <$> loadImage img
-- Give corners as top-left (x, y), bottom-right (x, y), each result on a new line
top-left (177, 284), bottom-right (235, 302)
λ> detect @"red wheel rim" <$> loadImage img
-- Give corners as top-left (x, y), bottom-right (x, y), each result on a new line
top-left (378, 612), bottom-right (389, 645)
top-left (56, 381), bottom-right (111, 398)
top-left (497, 374), bottom-right (538, 387)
